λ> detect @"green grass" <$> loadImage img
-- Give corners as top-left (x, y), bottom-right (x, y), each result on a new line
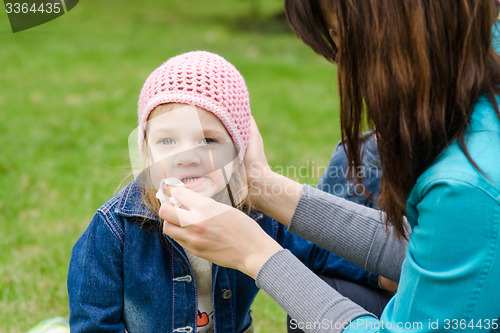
top-left (0, 1), bottom-right (341, 331)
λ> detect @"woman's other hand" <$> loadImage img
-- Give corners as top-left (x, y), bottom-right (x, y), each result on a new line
top-left (243, 117), bottom-right (303, 225)
top-left (379, 276), bottom-right (398, 293)
top-left (159, 186), bottom-right (283, 279)
top-left (244, 117), bottom-right (273, 200)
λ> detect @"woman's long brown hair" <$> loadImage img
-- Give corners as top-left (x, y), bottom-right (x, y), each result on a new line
top-left (285, 0), bottom-right (500, 239)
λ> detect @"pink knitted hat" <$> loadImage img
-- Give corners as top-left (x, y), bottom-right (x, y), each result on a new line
top-left (137, 51), bottom-right (251, 160)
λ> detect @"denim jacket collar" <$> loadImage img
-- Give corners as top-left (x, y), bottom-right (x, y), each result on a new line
top-left (115, 178), bottom-right (160, 222)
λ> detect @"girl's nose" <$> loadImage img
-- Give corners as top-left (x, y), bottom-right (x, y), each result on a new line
top-left (173, 147), bottom-right (202, 166)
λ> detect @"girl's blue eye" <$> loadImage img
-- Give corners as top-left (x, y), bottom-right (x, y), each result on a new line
top-left (201, 138), bottom-right (218, 144)
top-left (159, 138), bottom-right (174, 145)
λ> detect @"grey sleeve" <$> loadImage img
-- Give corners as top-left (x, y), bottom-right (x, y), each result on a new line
top-left (289, 185), bottom-right (408, 282)
top-left (255, 185), bottom-right (408, 332)
top-left (256, 249), bottom-right (375, 333)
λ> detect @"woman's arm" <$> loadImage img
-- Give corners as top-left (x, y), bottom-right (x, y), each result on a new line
top-left (259, 178), bottom-right (500, 333)
top-left (162, 118), bottom-right (407, 281)
top-left (257, 249), bottom-right (377, 332)
top-left (244, 118), bottom-right (407, 281)
top-left (274, 217), bottom-right (380, 288)
top-left (289, 185), bottom-right (407, 282)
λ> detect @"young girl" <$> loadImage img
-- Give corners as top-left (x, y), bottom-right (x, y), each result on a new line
top-left (67, 51), bottom-right (384, 332)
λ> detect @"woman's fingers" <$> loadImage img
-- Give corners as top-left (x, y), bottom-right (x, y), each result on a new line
top-left (160, 187), bottom-right (233, 227)
top-left (169, 186), bottom-right (207, 210)
top-left (244, 117), bottom-right (265, 167)
top-left (162, 220), bottom-right (202, 249)
top-left (243, 117), bottom-right (274, 204)
top-left (162, 220), bottom-right (184, 240)
top-left (157, 181), bottom-right (285, 278)
top-left (159, 200), bottom-right (180, 225)
top-left (159, 201), bottom-right (198, 227)
top-left (378, 276), bottom-right (399, 293)
top-left (163, 203), bottom-right (283, 278)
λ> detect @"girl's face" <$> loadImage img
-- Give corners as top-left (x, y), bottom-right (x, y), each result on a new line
top-left (146, 103), bottom-right (236, 198)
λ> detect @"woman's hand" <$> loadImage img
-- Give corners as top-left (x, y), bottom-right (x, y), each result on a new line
top-left (378, 276), bottom-right (399, 293)
top-left (243, 117), bottom-right (273, 201)
top-left (243, 117), bottom-right (303, 225)
top-left (159, 186), bottom-right (283, 279)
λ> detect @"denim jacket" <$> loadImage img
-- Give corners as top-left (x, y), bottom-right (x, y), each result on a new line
top-left (317, 131), bottom-right (381, 209)
top-left (67, 175), bottom-right (379, 332)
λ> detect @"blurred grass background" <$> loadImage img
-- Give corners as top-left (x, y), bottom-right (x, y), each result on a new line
top-left (0, 0), bottom-right (340, 331)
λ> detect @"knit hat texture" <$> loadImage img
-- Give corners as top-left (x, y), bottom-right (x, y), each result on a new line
top-left (138, 51), bottom-right (251, 160)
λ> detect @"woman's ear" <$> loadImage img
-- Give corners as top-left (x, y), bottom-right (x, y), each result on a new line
top-left (328, 28), bottom-right (340, 49)
top-left (319, 0), bottom-right (341, 56)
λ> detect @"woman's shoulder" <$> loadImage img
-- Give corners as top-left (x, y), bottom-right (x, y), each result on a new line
top-left (412, 98), bottom-right (500, 202)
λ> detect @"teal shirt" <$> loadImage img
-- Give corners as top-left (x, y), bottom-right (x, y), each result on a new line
top-left (342, 24), bottom-right (500, 333)
top-left (346, 97), bottom-right (500, 332)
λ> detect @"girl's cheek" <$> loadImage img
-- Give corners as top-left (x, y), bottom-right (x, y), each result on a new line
top-left (212, 171), bottom-right (229, 191)
top-left (147, 161), bottom-right (171, 189)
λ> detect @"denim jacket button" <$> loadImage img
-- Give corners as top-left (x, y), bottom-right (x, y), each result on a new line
top-left (222, 289), bottom-right (232, 299)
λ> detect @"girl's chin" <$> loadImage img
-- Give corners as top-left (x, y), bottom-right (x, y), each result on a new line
top-left (194, 185), bottom-right (223, 197)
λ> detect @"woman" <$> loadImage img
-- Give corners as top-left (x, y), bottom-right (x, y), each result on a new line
top-left (160, 1), bottom-right (500, 331)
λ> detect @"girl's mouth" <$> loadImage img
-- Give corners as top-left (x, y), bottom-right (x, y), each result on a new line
top-left (182, 177), bottom-right (200, 183)
top-left (181, 176), bottom-right (206, 189)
